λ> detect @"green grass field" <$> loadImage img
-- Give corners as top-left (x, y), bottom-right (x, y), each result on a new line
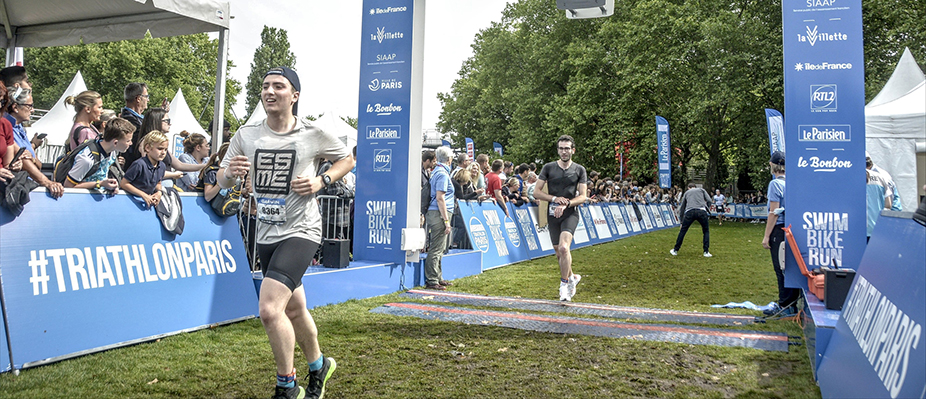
top-left (0, 220), bottom-right (822, 398)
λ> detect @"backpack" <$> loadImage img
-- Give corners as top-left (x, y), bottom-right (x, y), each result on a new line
top-left (63, 125), bottom-right (93, 154)
top-left (421, 174), bottom-right (432, 215)
top-left (210, 184), bottom-right (241, 217)
top-left (53, 140), bottom-right (104, 184)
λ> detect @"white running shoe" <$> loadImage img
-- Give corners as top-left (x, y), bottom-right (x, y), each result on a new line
top-left (703, 252), bottom-right (713, 257)
top-left (567, 274), bottom-right (581, 299)
top-left (669, 249), bottom-right (678, 256)
top-left (559, 281), bottom-right (570, 301)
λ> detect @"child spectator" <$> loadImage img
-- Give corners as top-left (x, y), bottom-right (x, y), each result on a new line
top-left (121, 131), bottom-right (181, 207)
top-left (63, 117), bottom-right (135, 192)
top-left (503, 177), bottom-right (525, 206)
top-left (176, 131), bottom-right (210, 191)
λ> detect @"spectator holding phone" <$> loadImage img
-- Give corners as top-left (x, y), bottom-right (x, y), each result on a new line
top-left (3, 82), bottom-right (63, 197)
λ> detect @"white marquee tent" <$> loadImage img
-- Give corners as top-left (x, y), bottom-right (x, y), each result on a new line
top-left (865, 47), bottom-right (926, 211)
top-left (167, 88), bottom-right (210, 158)
top-left (28, 71), bottom-right (88, 162)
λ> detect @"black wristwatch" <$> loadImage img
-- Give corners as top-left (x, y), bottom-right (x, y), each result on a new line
top-left (321, 173), bottom-right (331, 186)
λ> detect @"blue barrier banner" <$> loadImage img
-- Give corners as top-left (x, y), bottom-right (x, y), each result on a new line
top-left (511, 204), bottom-right (541, 254)
top-left (639, 204), bottom-right (655, 231)
top-left (0, 191), bottom-right (256, 370)
top-left (623, 204), bottom-right (642, 233)
top-left (355, 0), bottom-right (417, 265)
top-left (459, 201), bottom-right (530, 269)
top-left (588, 205), bottom-right (612, 240)
top-left (783, 0), bottom-right (867, 271)
top-left (656, 116), bottom-right (672, 188)
top-left (608, 204), bottom-right (630, 236)
top-left (816, 214), bottom-right (925, 398)
top-left (659, 204), bottom-right (676, 227)
top-left (526, 206), bottom-right (555, 253)
top-left (572, 208), bottom-right (592, 248)
top-left (651, 204), bottom-right (666, 228)
top-left (765, 108), bottom-right (785, 154)
top-left (578, 206), bottom-right (598, 242)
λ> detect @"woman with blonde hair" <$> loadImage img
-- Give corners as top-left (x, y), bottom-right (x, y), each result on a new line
top-left (64, 90), bottom-right (103, 152)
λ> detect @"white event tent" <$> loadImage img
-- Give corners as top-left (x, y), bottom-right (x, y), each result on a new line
top-left (167, 88), bottom-right (210, 158)
top-left (865, 47), bottom-right (926, 211)
top-left (1, 0), bottom-right (232, 149)
top-left (28, 71), bottom-right (88, 161)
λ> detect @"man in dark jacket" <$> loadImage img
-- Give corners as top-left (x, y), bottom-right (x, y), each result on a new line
top-left (670, 182), bottom-right (713, 257)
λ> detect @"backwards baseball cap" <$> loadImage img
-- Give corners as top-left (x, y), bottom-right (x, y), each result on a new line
top-left (770, 151), bottom-right (785, 166)
top-left (263, 66), bottom-right (301, 115)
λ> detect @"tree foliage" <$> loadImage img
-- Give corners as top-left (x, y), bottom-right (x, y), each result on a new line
top-left (438, 0), bottom-right (923, 192)
top-left (245, 26), bottom-right (296, 118)
top-left (25, 33), bottom-right (242, 131)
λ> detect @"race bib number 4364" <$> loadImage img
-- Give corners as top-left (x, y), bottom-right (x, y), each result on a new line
top-left (254, 149), bottom-right (296, 195)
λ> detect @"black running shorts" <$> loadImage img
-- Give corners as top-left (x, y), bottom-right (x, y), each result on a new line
top-left (256, 237), bottom-right (320, 291)
top-left (548, 210), bottom-right (579, 246)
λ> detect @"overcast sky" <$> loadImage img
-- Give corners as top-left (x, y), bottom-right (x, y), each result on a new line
top-left (223, 1), bottom-right (510, 130)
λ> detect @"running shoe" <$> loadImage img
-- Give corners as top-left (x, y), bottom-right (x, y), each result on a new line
top-left (669, 249), bottom-right (678, 256)
top-left (305, 357), bottom-right (336, 399)
top-left (559, 281), bottom-right (569, 301)
top-left (703, 252), bottom-right (713, 257)
top-left (273, 385), bottom-right (305, 399)
top-left (567, 274), bottom-right (581, 299)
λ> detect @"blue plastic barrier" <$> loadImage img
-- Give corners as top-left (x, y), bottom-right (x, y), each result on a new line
top-left (816, 212), bottom-right (925, 398)
top-left (0, 190), bottom-right (257, 372)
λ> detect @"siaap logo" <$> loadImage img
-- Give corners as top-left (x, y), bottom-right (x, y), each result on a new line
top-left (810, 84), bottom-right (837, 112)
top-left (373, 149), bottom-right (392, 172)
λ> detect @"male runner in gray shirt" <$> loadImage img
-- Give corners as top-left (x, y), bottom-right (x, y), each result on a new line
top-left (670, 182), bottom-right (713, 257)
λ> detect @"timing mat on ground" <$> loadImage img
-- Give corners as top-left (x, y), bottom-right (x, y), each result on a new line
top-left (371, 302), bottom-right (789, 352)
top-left (402, 290), bottom-right (756, 326)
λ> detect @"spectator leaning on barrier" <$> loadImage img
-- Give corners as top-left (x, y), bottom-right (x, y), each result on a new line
top-left (176, 131), bottom-right (210, 191)
top-left (425, 146), bottom-right (455, 291)
top-left (64, 117), bottom-right (135, 193)
top-left (3, 79), bottom-right (64, 198)
top-left (474, 153), bottom-right (489, 190)
top-left (670, 182), bottom-right (713, 258)
top-left (121, 131), bottom-right (182, 208)
top-left (219, 66), bottom-right (348, 399)
top-left (486, 159), bottom-right (508, 218)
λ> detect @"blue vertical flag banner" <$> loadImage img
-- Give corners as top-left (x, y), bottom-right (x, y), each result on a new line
top-left (355, 0), bottom-right (418, 265)
top-left (655, 116), bottom-right (671, 188)
top-left (765, 108), bottom-right (785, 154)
top-left (465, 137), bottom-right (474, 159)
top-left (783, 0), bottom-right (867, 272)
top-left (493, 141), bottom-right (503, 157)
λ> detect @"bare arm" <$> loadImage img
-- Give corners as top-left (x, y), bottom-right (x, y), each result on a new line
top-left (762, 201), bottom-right (780, 249)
